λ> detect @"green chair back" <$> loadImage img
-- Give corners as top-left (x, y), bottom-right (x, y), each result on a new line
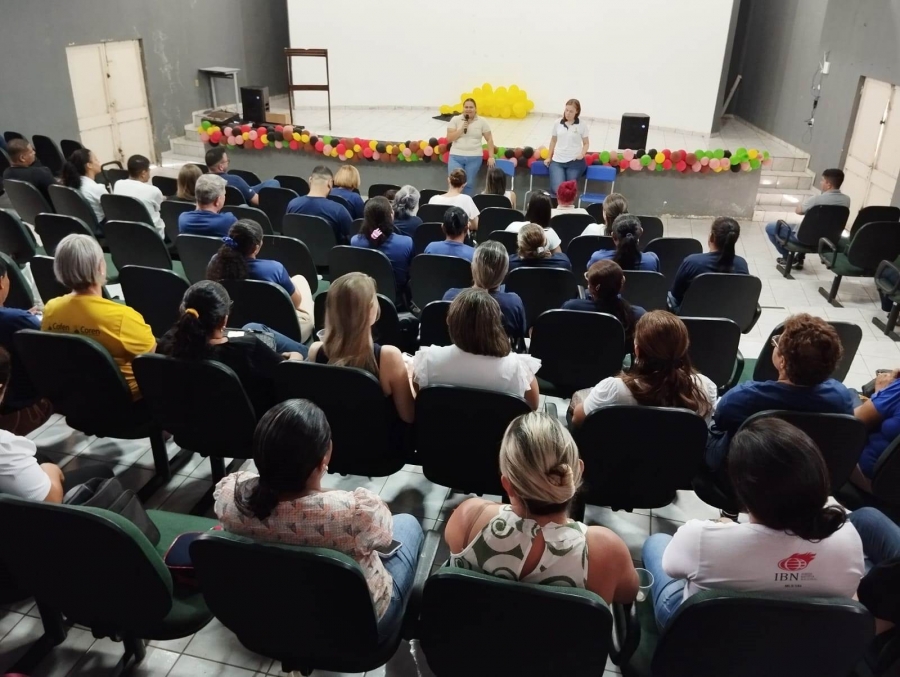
top-left (846, 221), bottom-right (900, 272)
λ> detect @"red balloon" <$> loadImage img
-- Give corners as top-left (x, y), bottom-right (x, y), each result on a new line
top-left (442, 151), bottom-right (450, 163)
top-left (685, 153), bottom-right (696, 165)
top-left (210, 131), bottom-right (222, 143)
top-left (662, 149), bottom-right (671, 159)
top-left (670, 151), bottom-right (681, 163)
top-left (663, 159), bottom-right (673, 170)
top-left (482, 149), bottom-right (489, 160)
top-left (609, 157), bottom-right (619, 166)
top-left (289, 140), bottom-right (299, 150)
top-left (315, 140), bottom-right (324, 152)
top-left (513, 148), bottom-right (523, 158)
top-left (585, 154), bottom-right (595, 166)
top-left (439, 137), bottom-right (448, 145)
top-left (335, 144), bottom-right (346, 155)
top-left (676, 160), bottom-right (687, 172)
top-left (700, 165), bottom-right (710, 174)
top-left (363, 147), bottom-right (373, 158)
top-left (253, 139), bottom-right (264, 150)
top-left (241, 124), bottom-right (252, 133)
top-left (275, 125), bottom-right (284, 132)
top-left (283, 130), bottom-right (292, 141)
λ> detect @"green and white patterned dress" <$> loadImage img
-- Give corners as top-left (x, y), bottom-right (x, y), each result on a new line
top-left (449, 505), bottom-right (589, 587)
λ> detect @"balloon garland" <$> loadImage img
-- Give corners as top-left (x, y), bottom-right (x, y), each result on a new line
top-left (196, 120), bottom-right (770, 174)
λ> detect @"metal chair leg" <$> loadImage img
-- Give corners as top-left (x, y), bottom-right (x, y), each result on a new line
top-left (818, 275), bottom-right (843, 307)
top-left (874, 303), bottom-right (900, 340)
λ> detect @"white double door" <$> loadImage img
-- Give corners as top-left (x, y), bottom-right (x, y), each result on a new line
top-left (842, 77), bottom-right (900, 227)
top-left (65, 40), bottom-right (155, 165)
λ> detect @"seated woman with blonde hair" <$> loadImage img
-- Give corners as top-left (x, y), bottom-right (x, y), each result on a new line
top-left (175, 163), bottom-right (203, 202)
top-left (508, 223), bottom-right (572, 271)
top-left (331, 165), bottom-right (365, 219)
top-left (446, 411), bottom-right (639, 604)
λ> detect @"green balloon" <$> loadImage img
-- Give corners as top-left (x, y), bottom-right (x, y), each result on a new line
top-left (201, 120), bottom-right (211, 130)
top-left (750, 158), bottom-right (761, 169)
top-left (730, 156), bottom-right (740, 166)
top-left (714, 148), bottom-right (725, 159)
top-left (600, 151), bottom-right (610, 163)
top-left (736, 147), bottom-right (747, 157)
top-left (763, 151), bottom-right (770, 160)
top-left (640, 154), bottom-right (651, 166)
top-left (497, 146), bottom-right (506, 157)
top-left (656, 163), bottom-right (664, 171)
top-left (618, 152), bottom-right (624, 161)
top-left (323, 136), bottom-right (332, 144)
top-left (695, 149), bottom-right (705, 159)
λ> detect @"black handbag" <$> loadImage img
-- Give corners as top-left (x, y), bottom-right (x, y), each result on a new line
top-left (63, 477), bottom-right (161, 545)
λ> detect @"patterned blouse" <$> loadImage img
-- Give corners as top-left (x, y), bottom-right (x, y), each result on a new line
top-left (214, 472), bottom-right (395, 618)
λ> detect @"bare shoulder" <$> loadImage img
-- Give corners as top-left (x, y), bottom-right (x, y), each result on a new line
top-left (585, 525), bottom-right (631, 559)
top-left (445, 498), bottom-right (502, 551)
top-left (308, 341), bottom-right (322, 361)
top-left (379, 345), bottom-right (406, 372)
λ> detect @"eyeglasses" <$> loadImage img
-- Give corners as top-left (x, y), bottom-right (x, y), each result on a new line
top-left (770, 334), bottom-right (781, 349)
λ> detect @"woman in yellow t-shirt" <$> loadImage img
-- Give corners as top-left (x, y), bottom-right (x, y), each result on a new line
top-left (41, 234), bottom-right (156, 398)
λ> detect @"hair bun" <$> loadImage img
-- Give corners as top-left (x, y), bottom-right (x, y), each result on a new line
top-left (546, 463), bottom-right (573, 487)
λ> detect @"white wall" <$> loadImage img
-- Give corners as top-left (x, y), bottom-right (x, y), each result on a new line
top-left (287, 0), bottom-right (735, 134)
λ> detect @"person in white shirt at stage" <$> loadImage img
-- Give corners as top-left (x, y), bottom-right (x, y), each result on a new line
top-left (641, 417), bottom-right (864, 630)
top-left (544, 99), bottom-right (590, 196)
top-left (112, 154), bottom-right (165, 234)
top-left (428, 169), bottom-right (479, 233)
top-left (446, 98), bottom-right (496, 196)
top-left (60, 148), bottom-right (107, 227)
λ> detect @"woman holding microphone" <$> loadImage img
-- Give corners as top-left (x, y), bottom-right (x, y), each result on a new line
top-left (447, 98), bottom-right (496, 195)
top-left (545, 99), bottom-right (590, 196)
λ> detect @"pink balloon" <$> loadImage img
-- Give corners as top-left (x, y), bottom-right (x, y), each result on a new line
top-left (709, 158), bottom-right (719, 169)
top-left (373, 151), bottom-right (381, 160)
top-left (403, 148), bottom-right (412, 157)
top-left (629, 158), bottom-right (642, 171)
top-left (692, 162), bottom-right (701, 172)
top-left (700, 156), bottom-right (710, 166)
top-left (762, 158), bottom-right (773, 167)
top-left (223, 127), bottom-right (233, 137)
top-left (323, 144), bottom-right (333, 154)
top-left (647, 160), bottom-right (656, 171)
top-left (274, 140), bottom-right (283, 149)
top-left (623, 149), bottom-right (635, 162)
top-left (235, 136), bottom-right (245, 145)
top-left (741, 161), bottom-right (751, 171)
top-left (284, 125), bottom-right (294, 136)
top-left (199, 132), bottom-right (210, 143)
top-left (248, 130), bottom-right (258, 141)
top-left (423, 146), bottom-right (434, 156)
top-left (226, 135), bottom-right (235, 145)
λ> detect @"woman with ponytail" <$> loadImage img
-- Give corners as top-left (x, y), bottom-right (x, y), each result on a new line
top-left (158, 281), bottom-right (304, 415)
top-left (508, 223), bottom-right (571, 271)
top-left (588, 214), bottom-right (659, 272)
top-left (563, 260), bottom-right (645, 344)
top-left (642, 417), bottom-right (864, 630)
top-left (215, 398), bottom-right (424, 639)
top-left (668, 216), bottom-right (749, 310)
top-left (350, 196), bottom-right (414, 299)
top-left (571, 311), bottom-right (718, 427)
top-left (207, 219), bottom-right (314, 342)
top-left (446, 411), bottom-right (639, 604)
top-left (61, 148), bottom-right (107, 224)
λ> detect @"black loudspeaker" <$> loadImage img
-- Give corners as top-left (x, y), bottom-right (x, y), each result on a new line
top-left (618, 113), bottom-right (650, 150)
top-left (240, 86), bottom-right (270, 124)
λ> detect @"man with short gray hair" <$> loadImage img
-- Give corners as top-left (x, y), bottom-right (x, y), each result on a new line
top-left (178, 173), bottom-right (237, 237)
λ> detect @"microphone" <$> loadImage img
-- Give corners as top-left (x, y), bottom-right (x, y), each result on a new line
top-left (463, 113), bottom-right (469, 133)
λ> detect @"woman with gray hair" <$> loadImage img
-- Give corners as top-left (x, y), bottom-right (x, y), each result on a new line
top-left (442, 241), bottom-right (527, 341)
top-left (390, 185), bottom-right (422, 237)
top-left (41, 234), bottom-right (156, 398)
top-left (445, 411), bottom-right (639, 603)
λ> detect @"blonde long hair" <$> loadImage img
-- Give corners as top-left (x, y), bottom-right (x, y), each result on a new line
top-left (323, 273), bottom-right (379, 375)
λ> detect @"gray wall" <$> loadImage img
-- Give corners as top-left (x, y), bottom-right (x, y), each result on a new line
top-left (0, 0), bottom-right (289, 157)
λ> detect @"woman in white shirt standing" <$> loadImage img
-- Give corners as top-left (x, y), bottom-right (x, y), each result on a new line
top-left (429, 169), bottom-right (480, 233)
top-left (642, 417), bottom-right (864, 630)
top-left (61, 148), bottom-right (107, 225)
top-left (446, 98), bottom-right (496, 196)
top-left (412, 288), bottom-right (541, 409)
top-left (544, 99), bottom-right (590, 196)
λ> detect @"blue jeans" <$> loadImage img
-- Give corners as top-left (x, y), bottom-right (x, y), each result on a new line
top-left (642, 533), bottom-right (687, 630)
top-left (241, 322), bottom-right (309, 358)
top-left (447, 155), bottom-right (483, 196)
top-left (376, 513), bottom-right (425, 639)
top-left (849, 508), bottom-right (900, 571)
top-left (765, 221), bottom-right (803, 259)
top-left (549, 159), bottom-right (586, 196)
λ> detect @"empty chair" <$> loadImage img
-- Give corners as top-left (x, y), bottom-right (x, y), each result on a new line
top-left (681, 317), bottom-right (743, 393)
top-left (819, 221), bottom-right (900, 306)
top-left (102, 165), bottom-right (129, 188)
top-left (48, 184), bottom-right (103, 237)
top-left (30, 255), bottom-right (69, 304)
top-left (418, 203), bottom-right (451, 223)
top-left (523, 160), bottom-right (549, 204)
top-left (228, 168), bottom-right (262, 185)
top-left (105, 220), bottom-right (174, 273)
top-left (59, 138), bottom-right (83, 159)
top-left (120, 265), bottom-right (189, 337)
top-left (505, 267), bottom-right (579, 329)
top-left (274, 174), bottom-right (309, 196)
top-left (409, 254), bottom-right (473, 309)
top-left (367, 183), bottom-right (399, 198)
top-left (622, 270), bottom-right (668, 311)
top-left (258, 186), bottom-right (299, 233)
top-left (419, 300), bottom-right (452, 346)
top-left (151, 175), bottom-right (178, 197)
top-left (34, 213), bottom-right (94, 256)
top-left (772, 204), bottom-right (850, 277)
top-left (678, 273), bottom-right (762, 333)
top-left (0, 209), bottom-right (37, 266)
top-left (549, 213), bottom-right (596, 252)
top-left (644, 237), bottom-right (704, 282)
top-left (753, 320), bottom-right (862, 384)
top-left (222, 279), bottom-right (302, 342)
top-left (160, 198), bottom-right (195, 245)
top-left (637, 215), bottom-right (664, 243)
top-left (31, 134), bottom-right (65, 176)
top-left (473, 193), bottom-right (511, 210)
top-left (413, 222), bottom-right (445, 255)
top-left (282, 213), bottom-right (336, 270)
top-left (222, 204), bottom-right (274, 234)
top-left (585, 202), bottom-right (605, 223)
top-left (486, 229), bottom-right (518, 254)
top-left (841, 205), bottom-right (900, 250)
top-left (329, 245), bottom-right (397, 304)
top-left (224, 184), bottom-right (246, 206)
top-left (262, 234), bottom-right (319, 295)
top-left (176, 234), bottom-right (222, 283)
top-left (579, 165), bottom-right (617, 206)
top-left (567, 235), bottom-right (613, 278)
top-left (0, 250), bottom-right (35, 310)
top-left (4, 131), bottom-right (26, 143)
top-left (101, 193), bottom-right (155, 227)
top-left (419, 188), bottom-right (444, 205)
top-left (3, 178), bottom-right (53, 227)
top-left (530, 310), bottom-right (626, 397)
top-left (478, 207), bottom-right (524, 237)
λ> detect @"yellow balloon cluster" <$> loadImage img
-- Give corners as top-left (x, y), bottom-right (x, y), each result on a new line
top-left (440, 83), bottom-right (534, 119)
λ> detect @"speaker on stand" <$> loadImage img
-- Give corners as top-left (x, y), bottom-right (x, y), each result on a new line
top-left (240, 86), bottom-right (270, 125)
top-left (618, 113), bottom-right (650, 150)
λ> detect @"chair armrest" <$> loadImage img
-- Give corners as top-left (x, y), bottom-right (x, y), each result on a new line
top-left (721, 350), bottom-right (744, 395)
top-left (818, 237), bottom-right (839, 268)
top-left (876, 260), bottom-right (900, 295)
top-left (543, 401), bottom-right (559, 419)
top-left (609, 602), bottom-right (640, 666)
top-left (773, 220), bottom-right (793, 246)
top-left (746, 304), bottom-right (761, 334)
top-left (401, 528), bottom-right (442, 640)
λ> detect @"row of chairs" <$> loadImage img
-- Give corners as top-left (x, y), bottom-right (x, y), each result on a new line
top-left (0, 131), bottom-right (81, 180)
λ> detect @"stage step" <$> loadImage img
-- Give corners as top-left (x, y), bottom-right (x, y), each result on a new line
top-left (756, 186), bottom-right (816, 208)
top-left (167, 136), bottom-right (206, 161)
top-left (160, 149), bottom-right (206, 169)
top-left (760, 168), bottom-right (814, 191)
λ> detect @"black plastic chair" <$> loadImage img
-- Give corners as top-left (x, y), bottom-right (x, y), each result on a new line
top-left (420, 568), bottom-right (619, 677)
top-left (678, 273), bottom-right (762, 333)
top-left (34, 213), bottom-right (95, 256)
top-left (418, 203), bottom-right (451, 223)
top-left (646, 589), bottom-right (872, 677)
top-left (637, 215), bottom-right (665, 243)
top-left (151, 175), bottom-right (177, 197)
top-left (567, 235), bottom-right (614, 279)
top-left (413, 222), bottom-right (445, 255)
top-left (473, 193), bottom-right (511, 210)
top-left (176, 234), bottom-right (222, 283)
top-left (59, 138), bottom-right (83, 159)
top-left (0, 209), bottom-right (37, 266)
top-left (530, 310), bottom-right (625, 397)
top-left (623, 270), bottom-right (668, 311)
top-left (681, 317), bottom-right (743, 394)
top-left (329, 245), bottom-right (397, 304)
top-left (327, 193), bottom-right (352, 214)
top-left (14, 330), bottom-right (188, 496)
top-left (101, 193), bottom-right (155, 227)
top-left (160, 199), bottom-right (195, 248)
top-left (486, 230), bottom-right (518, 254)
top-left (31, 255), bottom-right (69, 304)
top-left (228, 168), bottom-right (262, 186)
top-left (416, 385), bottom-right (531, 496)
top-left (282, 213), bottom-right (336, 270)
top-left (104, 220), bottom-right (173, 272)
top-left (48, 184), bottom-right (103, 238)
top-left (224, 185), bottom-right (246, 206)
top-left (223, 204), bottom-right (274, 234)
top-left (644, 237), bottom-right (704, 282)
top-left (274, 174), bottom-right (309, 197)
top-left (409, 254), bottom-right (473, 309)
top-left (222, 279), bottom-right (302, 342)
top-left (505, 267), bottom-right (579, 329)
top-left (189, 162), bottom-right (209, 175)
top-left (575, 405), bottom-right (708, 512)
top-left (419, 300), bottom-right (452, 346)
top-left (3, 179), bottom-right (53, 227)
top-left (3, 131), bottom-right (25, 143)
top-left (753, 320), bottom-right (862, 384)
top-left (549, 213), bottom-right (596, 252)
top-left (367, 183), bottom-right (399, 198)
top-left (419, 188), bottom-right (444, 205)
top-left (844, 206), bottom-right (900, 245)
top-left (31, 134), bottom-right (65, 176)
top-left (774, 204), bottom-right (850, 277)
top-left (0, 149), bottom-right (10, 186)
top-left (133, 354), bottom-right (257, 486)
top-left (477, 207), bottom-right (524, 237)
top-left (102, 166), bottom-right (129, 188)
top-left (585, 202), bottom-right (605, 223)
top-left (819, 221), bottom-right (900, 305)
top-left (120, 265), bottom-right (189, 338)
top-left (262, 234), bottom-right (318, 295)
top-left (276, 361), bottom-right (407, 476)
top-left (258, 186), bottom-right (298, 233)
top-left (0, 250), bottom-right (35, 310)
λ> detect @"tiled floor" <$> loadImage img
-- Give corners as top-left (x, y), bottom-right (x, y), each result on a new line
top-left (0, 215), bottom-right (891, 677)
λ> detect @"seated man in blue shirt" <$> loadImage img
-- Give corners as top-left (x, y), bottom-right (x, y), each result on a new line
top-left (205, 146), bottom-right (279, 206)
top-left (286, 165), bottom-right (354, 244)
top-left (424, 206), bottom-right (475, 262)
top-left (177, 174), bottom-right (237, 237)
